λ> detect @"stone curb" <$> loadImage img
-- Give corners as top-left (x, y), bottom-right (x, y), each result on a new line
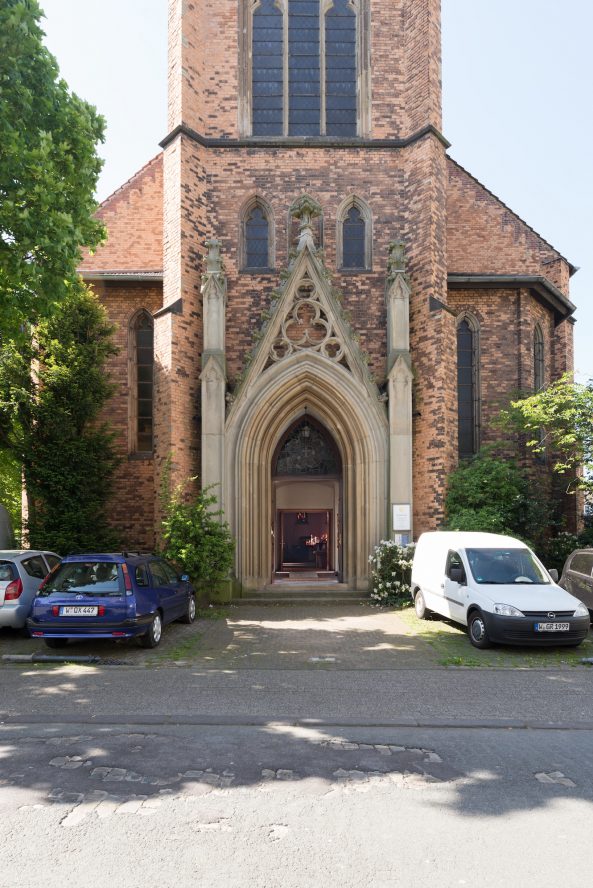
top-left (2, 713), bottom-right (593, 731)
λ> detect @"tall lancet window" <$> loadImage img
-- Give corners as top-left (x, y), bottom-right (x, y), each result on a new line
top-left (324, 0), bottom-right (357, 136)
top-left (457, 316), bottom-right (480, 459)
top-left (131, 311), bottom-right (154, 454)
top-left (337, 197), bottom-right (371, 270)
top-left (252, 0), bottom-right (284, 136)
top-left (533, 324), bottom-right (545, 392)
top-left (247, 1), bottom-right (368, 137)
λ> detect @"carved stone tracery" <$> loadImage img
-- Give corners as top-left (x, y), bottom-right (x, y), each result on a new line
top-left (268, 278), bottom-right (348, 368)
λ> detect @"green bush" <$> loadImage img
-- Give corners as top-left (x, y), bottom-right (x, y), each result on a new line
top-left (161, 480), bottom-right (235, 585)
top-left (445, 450), bottom-right (533, 538)
top-left (369, 540), bottom-right (415, 606)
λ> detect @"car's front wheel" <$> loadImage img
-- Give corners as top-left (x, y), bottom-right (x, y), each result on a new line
top-left (44, 638), bottom-right (69, 649)
top-left (180, 594), bottom-right (196, 625)
top-left (468, 611), bottom-right (492, 649)
top-left (141, 613), bottom-right (163, 648)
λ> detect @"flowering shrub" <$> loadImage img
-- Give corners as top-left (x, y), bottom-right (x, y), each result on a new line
top-left (369, 540), bottom-right (415, 606)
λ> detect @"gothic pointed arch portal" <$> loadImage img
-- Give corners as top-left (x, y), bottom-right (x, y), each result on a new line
top-left (226, 353), bottom-right (388, 590)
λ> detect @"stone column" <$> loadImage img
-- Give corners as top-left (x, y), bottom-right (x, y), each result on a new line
top-left (200, 240), bottom-right (227, 510)
top-left (386, 241), bottom-right (414, 540)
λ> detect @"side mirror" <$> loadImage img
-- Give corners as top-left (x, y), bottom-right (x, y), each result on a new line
top-left (548, 568), bottom-right (559, 583)
top-left (449, 566), bottom-right (465, 584)
top-left (180, 574), bottom-right (189, 583)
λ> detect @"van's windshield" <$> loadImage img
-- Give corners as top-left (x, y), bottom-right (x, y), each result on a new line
top-left (465, 548), bottom-right (550, 586)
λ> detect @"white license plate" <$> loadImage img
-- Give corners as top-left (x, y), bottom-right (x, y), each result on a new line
top-left (60, 606), bottom-right (98, 617)
top-left (535, 622), bottom-right (570, 632)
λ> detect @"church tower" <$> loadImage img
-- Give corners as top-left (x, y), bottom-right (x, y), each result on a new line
top-left (80, 2), bottom-right (576, 586)
top-left (156, 0), bottom-right (457, 591)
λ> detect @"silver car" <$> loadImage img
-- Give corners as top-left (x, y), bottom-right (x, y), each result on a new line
top-left (0, 550), bottom-right (61, 630)
top-left (560, 549), bottom-right (593, 619)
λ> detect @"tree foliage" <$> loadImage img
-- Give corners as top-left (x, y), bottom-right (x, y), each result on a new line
top-left (444, 449), bottom-right (539, 541)
top-left (0, 0), bottom-right (105, 340)
top-left (161, 476), bottom-right (235, 586)
top-left (0, 285), bottom-right (119, 553)
top-left (501, 375), bottom-right (593, 503)
top-left (0, 447), bottom-right (22, 541)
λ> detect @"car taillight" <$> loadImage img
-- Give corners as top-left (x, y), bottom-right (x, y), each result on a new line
top-left (5, 579), bottom-right (23, 601)
top-left (121, 563), bottom-right (133, 593)
top-left (98, 606), bottom-right (105, 616)
top-left (52, 606), bottom-right (59, 616)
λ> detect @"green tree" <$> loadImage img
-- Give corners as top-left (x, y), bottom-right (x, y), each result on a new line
top-left (501, 375), bottom-right (593, 503)
top-left (0, 0), bottom-right (105, 340)
top-left (0, 285), bottom-right (119, 553)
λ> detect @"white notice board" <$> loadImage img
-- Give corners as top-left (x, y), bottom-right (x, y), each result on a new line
top-left (392, 504), bottom-right (411, 531)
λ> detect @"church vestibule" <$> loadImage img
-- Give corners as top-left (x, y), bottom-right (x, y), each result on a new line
top-left (273, 417), bottom-right (342, 579)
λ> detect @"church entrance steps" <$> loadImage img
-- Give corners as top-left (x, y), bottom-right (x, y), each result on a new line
top-left (236, 585), bottom-right (369, 606)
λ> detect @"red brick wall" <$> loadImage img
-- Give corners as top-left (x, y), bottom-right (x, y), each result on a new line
top-left (80, 155), bottom-right (163, 274)
top-left (169, 0), bottom-right (443, 141)
top-left (87, 281), bottom-right (162, 551)
top-left (447, 159), bottom-right (571, 295)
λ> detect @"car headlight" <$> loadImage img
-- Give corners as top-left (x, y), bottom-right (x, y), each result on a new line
top-left (574, 602), bottom-right (590, 619)
top-left (494, 603), bottom-right (525, 618)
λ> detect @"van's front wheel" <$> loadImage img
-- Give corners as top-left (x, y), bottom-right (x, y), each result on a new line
top-left (414, 590), bottom-right (429, 620)
top-left (468, 611), bottom-right (492, 649)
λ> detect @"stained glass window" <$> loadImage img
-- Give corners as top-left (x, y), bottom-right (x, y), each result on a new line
top-left (457, 319), bottom-right (478, 458)
top-left (245, 205), bottom-right (270, 268)
top-left (325, 0), bottom-right (357, 137)
top-left (342, 205), bottom-right (365, 268)
top-left (275, 420), bottom-right (341, 475)
top-left (252, 0), bottom-right (284, 136)
top-left (135, 313), bottom-right (154, 453)
top-left (250, 1), bottom-right (360, 138)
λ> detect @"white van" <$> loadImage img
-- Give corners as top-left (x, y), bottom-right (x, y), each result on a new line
top-left (411, 532), bottom-right (591, 649)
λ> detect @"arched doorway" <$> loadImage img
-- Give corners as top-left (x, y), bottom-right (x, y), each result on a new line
top-left (272, 417), bottom-right (342, 581)
top-left (225, 351), bottom-right (389, 593)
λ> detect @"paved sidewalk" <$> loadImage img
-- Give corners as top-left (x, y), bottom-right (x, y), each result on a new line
top-left (1, 605), bottom-right (443, 670)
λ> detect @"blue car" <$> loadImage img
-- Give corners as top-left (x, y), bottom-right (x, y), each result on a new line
top-left (27, 553), bottom-right (196, 649)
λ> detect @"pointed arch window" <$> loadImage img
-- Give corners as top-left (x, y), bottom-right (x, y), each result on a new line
top-left (243, 1), bottom-right (370, 138)
top-left (337, 197), bottom-right (371, 270)
top-left (457, 316), bottom-right (480, 459)
top-left (533, 324), bottom-right (545, 392)
top-left (242, 199), bottom-right (274, 270)
top-left (130, 311), bottom-right (154, 454)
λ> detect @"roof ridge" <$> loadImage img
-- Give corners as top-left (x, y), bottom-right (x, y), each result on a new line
top-left (446, 155), bottom-right (576, 275)
top-left (97, 152), bottom-right (163, 210)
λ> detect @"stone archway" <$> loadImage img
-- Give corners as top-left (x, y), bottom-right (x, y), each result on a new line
top-left (225, 351), bottom-right (389, 592)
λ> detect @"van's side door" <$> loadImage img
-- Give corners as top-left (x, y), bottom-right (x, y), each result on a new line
top-left (443, 550), bottom-right (467, 624)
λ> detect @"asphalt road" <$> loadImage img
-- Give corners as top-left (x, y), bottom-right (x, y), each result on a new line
top-left (1, 719), bottom-right (592, 888)
top-left (1, 604), bottom-right (592, 886)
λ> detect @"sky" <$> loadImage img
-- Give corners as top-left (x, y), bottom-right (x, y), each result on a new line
top-left (39, 0), bottom-right (593, 378)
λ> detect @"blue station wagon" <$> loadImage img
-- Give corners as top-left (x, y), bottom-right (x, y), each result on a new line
top-left (27, 553), bottom-right (196, 649)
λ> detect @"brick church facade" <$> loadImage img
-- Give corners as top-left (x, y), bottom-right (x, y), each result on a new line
top-left (80, 0), bottom-right (577, 594)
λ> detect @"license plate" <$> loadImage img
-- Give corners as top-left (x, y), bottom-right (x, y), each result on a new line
top-left (60, 606), bottom-right (98, 617)
top-left (535, 622), bottom-right (570, 632)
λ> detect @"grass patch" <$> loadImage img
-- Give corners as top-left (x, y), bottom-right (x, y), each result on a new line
top-left (398, 606), bottom-right (593, 668)
top-left (197, 606), bottom-right (229, 620)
